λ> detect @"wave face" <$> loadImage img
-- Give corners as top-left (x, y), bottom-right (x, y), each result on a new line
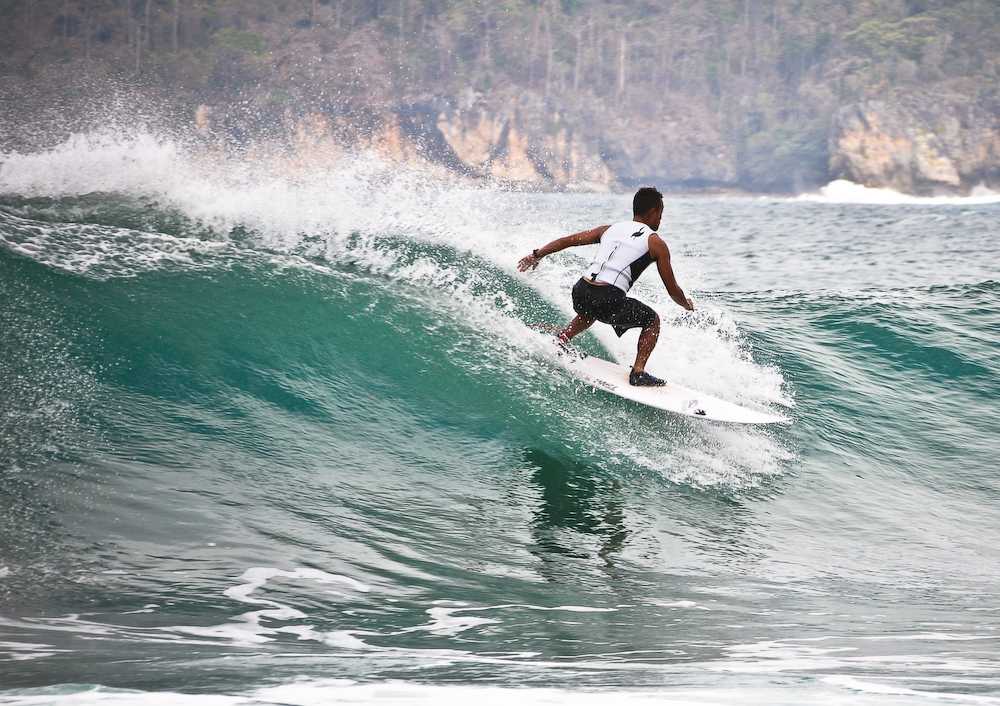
top-left (1, 133), bottom-right (999, 705)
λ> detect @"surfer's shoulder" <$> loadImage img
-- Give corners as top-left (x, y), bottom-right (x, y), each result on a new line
top-left (648, 232), bottom-right (668, 257)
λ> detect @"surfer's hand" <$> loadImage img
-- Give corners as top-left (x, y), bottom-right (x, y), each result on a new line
top-left (518, 253), bottom-right (540, 271)
top-left (684, 297), bottom-right (695, 311)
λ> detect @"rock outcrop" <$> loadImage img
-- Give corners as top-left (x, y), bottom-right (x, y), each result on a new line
top-left (432, 107), bottom-right (615, 189)
top-left (829, 92), bottom-right (1000, 194)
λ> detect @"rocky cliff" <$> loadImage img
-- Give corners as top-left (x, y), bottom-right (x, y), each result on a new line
top-left (246, 91), bottom-right (999, 195)
top-left (829, 92), bottom-right (1000, 194)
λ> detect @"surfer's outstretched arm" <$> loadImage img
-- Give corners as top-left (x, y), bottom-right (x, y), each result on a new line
top-left (649, 234), bottom-right (694, 311)
top-left (517, 225), bottom-right (610, 271)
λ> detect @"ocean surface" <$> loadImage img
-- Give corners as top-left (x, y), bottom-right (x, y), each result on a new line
top-left (1, 133), bottom-right (999, 705)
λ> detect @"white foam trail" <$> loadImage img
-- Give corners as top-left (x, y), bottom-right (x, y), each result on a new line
top-left (254, 678), bottom-right (1000, 706)
top-left (226, 567), bottom-right (371, 601)
top-left (397, 602), bottom-right (618, 638)
top-left (0, 640), bottom-right (63, 661)
top-left (3, 678), bottom-right (995, 706)
top-left (0, 687), bottom-right (244, 705)
top-left (158, 567), bottom-right (370, 646)
top-left (409, 606), bottom-right (500, 637)
top-left (0, 210), bottom-right (241, 277)
top-left (795, 179), bottom-right (1000, 205)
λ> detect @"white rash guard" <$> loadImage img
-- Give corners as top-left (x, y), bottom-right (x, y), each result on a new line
top-left (585, 221), bottom-right (656, 292)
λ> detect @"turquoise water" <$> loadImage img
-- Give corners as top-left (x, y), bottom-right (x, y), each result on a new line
top-left (1, 135), bottom-right (999, 705)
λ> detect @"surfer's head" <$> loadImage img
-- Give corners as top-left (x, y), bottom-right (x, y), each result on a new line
top-left (633, 187), bottom-right (664, 230)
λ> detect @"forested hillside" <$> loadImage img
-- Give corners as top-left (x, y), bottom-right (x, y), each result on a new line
top-left (2, 0), bottom-right (998, 192)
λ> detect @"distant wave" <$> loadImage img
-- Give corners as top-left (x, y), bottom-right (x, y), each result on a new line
top-left (796, 179), bottom-right (1000, 205)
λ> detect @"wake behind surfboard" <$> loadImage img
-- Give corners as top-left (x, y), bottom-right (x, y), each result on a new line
top-left (558, 352), bottom-right (790, 425)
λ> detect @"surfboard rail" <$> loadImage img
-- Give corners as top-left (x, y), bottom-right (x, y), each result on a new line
top-left (559, 354), bottom-right (790, 425)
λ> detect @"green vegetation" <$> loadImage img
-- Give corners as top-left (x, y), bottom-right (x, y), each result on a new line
top-left (214, 28), bottom-right (268, 55)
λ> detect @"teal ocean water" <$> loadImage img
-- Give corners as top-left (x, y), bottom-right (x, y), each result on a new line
top-left (1, 134), bottom-right (999, 705)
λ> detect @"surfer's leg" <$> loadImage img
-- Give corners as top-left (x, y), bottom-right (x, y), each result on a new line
top-left (604, 297), bottom-right (660, 373)
top-left (632, 314), bottom-right (660, 373)
top-left (566, 279), bottom-right (600, 343)
top-left (558, 314), bottom-right (595, 342)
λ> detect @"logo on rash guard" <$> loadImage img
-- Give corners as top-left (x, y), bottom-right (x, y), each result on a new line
top-left (630, 229), bottom-right (645, 238)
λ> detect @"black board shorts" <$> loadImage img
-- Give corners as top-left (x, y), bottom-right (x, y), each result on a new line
top-left (571, 278), bottom-right (657, 337)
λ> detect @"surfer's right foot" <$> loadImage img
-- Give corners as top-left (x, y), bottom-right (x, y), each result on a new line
top-left (629, 369), bottom-right (666, 387)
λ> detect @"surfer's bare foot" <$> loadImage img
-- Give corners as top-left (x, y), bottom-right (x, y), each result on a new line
top-left (629, 369), bottom-right (666, 386)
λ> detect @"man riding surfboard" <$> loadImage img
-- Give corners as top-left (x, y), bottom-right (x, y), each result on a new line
top-left (517, 187), bottom-right (694, 387)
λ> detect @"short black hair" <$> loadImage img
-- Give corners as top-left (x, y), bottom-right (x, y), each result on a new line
top-left (633, 187), bottom-right (663, 216)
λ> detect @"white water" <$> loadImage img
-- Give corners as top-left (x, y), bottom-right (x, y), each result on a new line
top-left (796, 179), bottom-right (1000, 205)
top-left (3, 677), bottom-right (998, 706)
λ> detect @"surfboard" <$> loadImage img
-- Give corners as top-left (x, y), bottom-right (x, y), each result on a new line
top-left (559, 353), bottom-right (790, 425)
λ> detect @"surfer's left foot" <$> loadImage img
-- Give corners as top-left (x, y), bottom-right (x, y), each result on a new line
top-left (629, 369), bottom-right (666, 387)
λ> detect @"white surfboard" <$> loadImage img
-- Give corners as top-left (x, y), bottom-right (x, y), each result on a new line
top-left (559, 354), bottom-right (790, 425)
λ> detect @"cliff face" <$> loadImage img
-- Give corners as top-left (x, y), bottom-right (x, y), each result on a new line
top-left (194, 97), bottom-right (736, 193)
top-left (830, 93), bottom-right (1000, 194)
top-left (429, 101), bottom-right (737, 190)
top-left (432, 105), bottom-right (617, 190)
top-left (194, 89), bottom-right (1000, 195)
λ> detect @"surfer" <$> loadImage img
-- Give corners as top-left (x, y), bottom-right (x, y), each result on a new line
top-left (517, 187), bottom-right (694, 386)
